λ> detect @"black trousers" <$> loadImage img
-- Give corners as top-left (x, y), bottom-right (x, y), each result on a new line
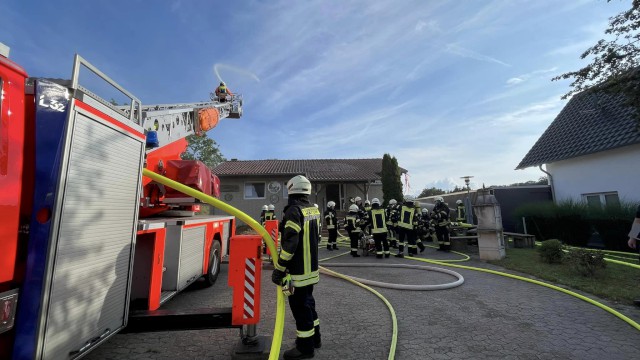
top-left (397, 228), bottom-right (416, 254)
top-left (349, 232), bottom-right (360, 254)
top-left (288, 285), bottom-right (319, 353)
top-left (436, 226), bottom-right (450, 249)
top-left (373, 232), bottom-right (390, 256)
top-left (328, 228), bottom-right (337, 245)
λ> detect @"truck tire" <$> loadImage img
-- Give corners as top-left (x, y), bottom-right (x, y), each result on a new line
top-left (204, 240), bottom-right (221, 286)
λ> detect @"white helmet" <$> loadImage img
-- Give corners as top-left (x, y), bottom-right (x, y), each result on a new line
top-left (422, 208), bottom-right (428, 214)
top-left (354, 196), bottom-right (362, 202)
top-left (314, 203), bottom-right (318, 208)
top-left (435, 196), bottom-right (444, 203)
top-left (262, 205), bottom-right (268, 211)
top-left (286, 175), bottom-right (311, 195)
top-left (327, 201), bottom-right (336, 208)
top-left (372, 198), bottom-right (380, 205)
top-left (404, 194), bottom-right (415, 202)
top-left (414, 201), bottom-right (420, 207)
top-left (365, 200), bottom-right (370, 205)
top-left (349, 204), bottom-right (359, 212)
top-left (268, 204), bottom-right (275, 211)
top-left (389, 199), bottom-right (397, 205)
top-left (456, 199), bottom-right (463, 205)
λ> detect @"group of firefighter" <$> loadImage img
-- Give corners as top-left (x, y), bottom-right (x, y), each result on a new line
top-left (323, 196), bottom-right (467, 258)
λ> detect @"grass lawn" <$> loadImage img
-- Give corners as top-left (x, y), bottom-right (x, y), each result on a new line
top-left (489, 247), bottom-right (640, 305)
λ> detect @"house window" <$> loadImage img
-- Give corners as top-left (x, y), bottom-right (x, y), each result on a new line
top-left (244, 182), bottom-right (265, 199)
top-left (582, 192), bottom-right (620, 208)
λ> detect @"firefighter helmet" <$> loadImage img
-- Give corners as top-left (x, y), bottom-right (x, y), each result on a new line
top-left (365, 200), bottom-right (370, 206)
top-left (220, 81), bottom-right (225, 86)
top-left (456, 199), bottom-right (463, 205)
top-left (262, 205), bottom-right (268, 211)
top-left (286, 175), bottom-right (311, 195)
top-left (389, 199), bottom-right (397, 205)
top-left (404, 194), bottom-right (415, 201)
top-left (372, 198), bottom-right (381, 205)
top-left (435, 196), bottom-right (444, 203)
top-left (268, 204), bottom-right (275, 211)
top-left (354, 196), bottom-right (362, 202)
top-left (314, 203), bottom-right (318, 208)
top-left (349, 204), bottom-right (359, 212)
top-left (327, 201), bottom-right (336, 208)
top-left (422, 208), bottom-right (428, 214)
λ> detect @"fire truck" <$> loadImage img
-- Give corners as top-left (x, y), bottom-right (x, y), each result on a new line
top-left (0, 43), bottom-right (247, 359)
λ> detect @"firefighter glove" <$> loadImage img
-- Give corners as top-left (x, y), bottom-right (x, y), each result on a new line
top-left (271, 269), bottom-right (287, 286)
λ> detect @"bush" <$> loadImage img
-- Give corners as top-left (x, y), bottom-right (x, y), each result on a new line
top-left (537, 239), bottom-right (564, 264)
top-left (566, 248), bottom-right (607, 276)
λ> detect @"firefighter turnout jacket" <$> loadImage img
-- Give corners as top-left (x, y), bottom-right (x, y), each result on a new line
top-left (398, 202), bottom-right (416, 230)
top-left (368, 207), bottom-right (387, 234)
top-left (275, 197), bottom-right (320, 288)
top-left (432, 204), bottom-right (451, 227)
top-left (324, 208), bottom-right (337, 229)
top-left (346, 212), bottom-right (363, 234)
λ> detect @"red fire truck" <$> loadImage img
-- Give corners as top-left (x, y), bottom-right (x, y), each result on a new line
top-left (0, 43), bottom-right (246, 359)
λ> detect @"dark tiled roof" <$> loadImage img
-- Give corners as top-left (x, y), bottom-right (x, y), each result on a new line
top-left (212, 159), bottom-right (407, 182)
top-left (516, 90), bottom-right (640, 169)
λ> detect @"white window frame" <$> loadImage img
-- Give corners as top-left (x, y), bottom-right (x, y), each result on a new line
top-left (581, 191), bottom-right (620, 208)
top-left (244, 181), bottom-right (266, 200)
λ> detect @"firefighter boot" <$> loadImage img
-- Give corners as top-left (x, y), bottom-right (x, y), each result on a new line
top-left (285, 338), bottom-right (315, 359)
top-left (327, 244), bottom-right (332, 251)
top-left (332, 244), bottom-right (338, 250)
top-left (418, 241), bottom-right (425, 253)
top-left (351, 251), bottom-right (361, 257)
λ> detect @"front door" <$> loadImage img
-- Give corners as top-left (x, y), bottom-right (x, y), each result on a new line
top-left (326, 184), bottom-right (340, 210)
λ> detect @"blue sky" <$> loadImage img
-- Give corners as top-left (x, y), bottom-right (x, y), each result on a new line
top-left (1, 0), bottom-right (629, 194)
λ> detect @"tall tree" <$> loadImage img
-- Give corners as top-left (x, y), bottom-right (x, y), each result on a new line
top-left (552, 0), bottom-right (640, 122)
top-left (418, 187), bottom-right (446, 198)
top-left (181, 134), bottom-right (225, 169)
top-left (381, 154), bottom-right (403, 206)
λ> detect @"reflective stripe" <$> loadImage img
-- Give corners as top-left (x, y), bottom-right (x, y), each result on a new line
top-left (327, 225), bottom-right (335, 229)
top-left (285, 220), bottom-right (301, 232)
top-left (280, 249), bottom-right (293, 261)
top-left (314, 319), bottom-right (320, 326)
top-left (291, 271), bottom-right (319, 287)
top-left (371, 209), bottom-right (387, 234)
top-left (274, 262), bottom-right (286, 271)
top-left (297, 328), bottom-right (315, 338)
top-left (303, 219), bottom-right (311, 275)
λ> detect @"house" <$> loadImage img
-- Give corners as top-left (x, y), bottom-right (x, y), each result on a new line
top-left (516, 88), bottom-right (640, 206)
top-left (211, 158), bottom-right (407, 224)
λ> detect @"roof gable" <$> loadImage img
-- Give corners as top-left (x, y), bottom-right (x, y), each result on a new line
top-left (516, 90), bottom-right (640, 169)
top-left (212, 158), bottom-right (407, 182)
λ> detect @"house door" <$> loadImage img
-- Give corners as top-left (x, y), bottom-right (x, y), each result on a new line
top-left (326, 184), bottom-right (340, 210)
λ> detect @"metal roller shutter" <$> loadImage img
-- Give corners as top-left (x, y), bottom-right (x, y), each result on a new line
top-left (42, 111), bottom-right (142, 359)
top-left (178, 227), bottom-right (205, 291)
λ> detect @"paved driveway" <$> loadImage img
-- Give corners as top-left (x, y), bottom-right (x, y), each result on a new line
top-left (86, 246), bottom-right (640, 359)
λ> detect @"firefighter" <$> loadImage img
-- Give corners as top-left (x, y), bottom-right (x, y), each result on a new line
top-left (456, 199), bottom-right (466, 223)
top-left (364, 200), bottom-right (372, 212)
top-left (271, 175), bottom-right (321, 359)
top-left (395, 195), bottom-right (418, 258)
top-left (265, 204), bottom-right (276, 221)
top-left (368, 198), bottom-right (390, 258)
top-left (345, 204), bottom-right (363, 257)
top-left (215, 81), bottom-right (232, 102)
top-left (417, 208), bottom-right (432, 243)
top-left (259, 205), bottom-right (268, 226)
top-left (386, 199), bottom-right (399, 248)
top-left (432, 196), bottom-right (451, 251)
top-left (414, 201), bottom-right (426, 253)
top-left (324, 201), bottom-right (338, 250)
top-left (362, 199), bottom-right (372, 234)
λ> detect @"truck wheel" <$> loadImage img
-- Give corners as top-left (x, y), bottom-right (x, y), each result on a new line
top-left (204, 241), bottom-right (221, 286)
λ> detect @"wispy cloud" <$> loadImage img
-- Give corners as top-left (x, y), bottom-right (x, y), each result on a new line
top-left (505, 67), bottom-right (558, 86)
top-left (445, 43), bottom-right (510, 67)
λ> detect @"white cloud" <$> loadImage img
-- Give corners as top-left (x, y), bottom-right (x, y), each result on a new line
top-left (506, 77), bottom-right (524, 85)
top-left (505, 67), bottom-right (558, 86)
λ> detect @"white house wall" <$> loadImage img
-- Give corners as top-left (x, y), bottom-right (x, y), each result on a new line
top-left (546, 143), bottom-right (640, 203)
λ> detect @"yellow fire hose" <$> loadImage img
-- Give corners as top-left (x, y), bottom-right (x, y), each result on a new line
top-left (142, 169), bottom-right (285, 360)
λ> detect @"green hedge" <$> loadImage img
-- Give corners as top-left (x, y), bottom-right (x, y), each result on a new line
top-left (514, 200), bottom-right (636, 251)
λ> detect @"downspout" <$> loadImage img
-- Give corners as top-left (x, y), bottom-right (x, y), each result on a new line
top-left (538, 164), bottom-right (555, 202)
